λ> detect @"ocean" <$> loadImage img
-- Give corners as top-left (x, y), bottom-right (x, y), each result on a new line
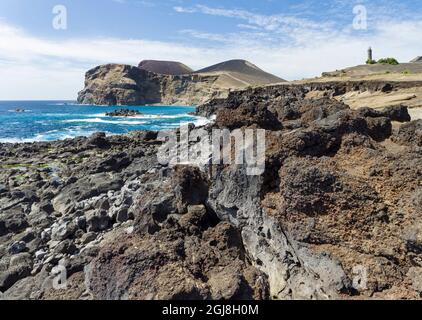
top-left (0, 101), bottom-right (207, 143)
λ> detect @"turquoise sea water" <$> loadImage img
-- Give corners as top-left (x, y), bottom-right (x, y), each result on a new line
top-left (0, 101), bottom-right (205, 143)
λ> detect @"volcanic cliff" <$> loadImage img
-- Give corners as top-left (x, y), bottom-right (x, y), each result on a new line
top-left (77, 60), bottom-right (285, 106)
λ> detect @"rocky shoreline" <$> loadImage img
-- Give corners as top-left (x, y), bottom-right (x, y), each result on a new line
top-left (1, 85), bottom-right (422, 300)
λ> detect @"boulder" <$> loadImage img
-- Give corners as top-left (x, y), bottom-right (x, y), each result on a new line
top-left (35, 250), bottom-right (47, 261)
top-left (365, 117), bottom-right (392, 141)
top-left (0, 265), bottom-right (31, 292)
top-left (9, 253), bottom-right (33, 269)
top-left (0, 208), bottom-right (29, 236)
top-left (53, 240), bottom-right (77, 255)
top-left (382, 105), bottom-right (411, 122)
top-left (86, 210), bottom-right (111, 232)
top-left (85, 132), bottom-right (110, 149)
top-left (171, 166), bottom-right (209, 213)
top-left (392, 120), bottom-right (422, 147)
top-left (91, 152), bottom-right (131, 173)
top-left (115, 207), bottom-right (129, 223)
top-left (51, 222), bottom-right (77, 241)
top-left (80, 232), bottom-right (97, 245)
top-left (8, 241), bottom-right (27, 255)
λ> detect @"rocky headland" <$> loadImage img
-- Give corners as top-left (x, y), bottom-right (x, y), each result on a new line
top-left (1, 78), bottom-right (422, 299)
top-left (77, 60), bottom-right (285, 106)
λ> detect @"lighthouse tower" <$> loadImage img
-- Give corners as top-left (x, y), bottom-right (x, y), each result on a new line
top-left (368, 47), bottom-right (373, 61)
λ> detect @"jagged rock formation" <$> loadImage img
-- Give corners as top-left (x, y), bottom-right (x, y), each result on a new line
top-left (77, 60), bottom-right (285, 106)
top-left (200, 87), bottom-right (422, 299)
top-left (76, 63), bottom-right (231, 106)
top-left (197, 80), bottom-right (422, 117)
top-left (77, 64), bottom-right (162, 106)
top-left (138, 60), bottom-right (193, 76)
top-left (2, 81), bottom-right (422, 300)
top-left (0, 132), bottom-right (270, 300)
top-left (105, 109), bottom-right (142, 117)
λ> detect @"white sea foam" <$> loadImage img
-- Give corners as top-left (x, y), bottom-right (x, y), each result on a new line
top-left (62, 118), bottom-right (147, 125)
top-left (0, 128), bottom-right (107, 143)
top-left (193, 116), bottom-right (213, 127)
top-left (85, 113), bottom-right (189, 120)
top-left (86, 113), bottom-right (108, 117)
top-left (179, 116), bottom-right (214, 127)
top-left (7, 109), bottom-right (32, 113)
top-left (48, 102), bottom-right (78, 106)
top-left (0, 132), bottom-right (56, 143)
top-left (0, 137), bottom-right (41, 143)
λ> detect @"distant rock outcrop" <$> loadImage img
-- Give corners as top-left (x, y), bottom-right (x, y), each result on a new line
top-left (77, 64), bottom-right (162, 106)
top-left (138, 60), bottom-right (193, 75)
top-left (105, 109), bottom-right (143, 117)
top-left (196, 59), bottom-right (285, 85)
top-left (77, 60), bottom-right (285, 106)
top-left (410, 56), bottom-right (422, 63)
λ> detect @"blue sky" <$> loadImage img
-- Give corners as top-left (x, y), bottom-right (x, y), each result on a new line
top-left (0, 0), bottom-right (422, 99)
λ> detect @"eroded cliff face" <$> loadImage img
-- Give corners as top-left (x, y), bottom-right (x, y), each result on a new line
top-left (158, 73), bottom-right (229, 106)
top-left (77, 64), bottom-right (232, 106)
top-left (77, 64), bottom-right (162, 106)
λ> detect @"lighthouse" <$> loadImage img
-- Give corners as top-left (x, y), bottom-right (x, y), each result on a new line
top-left (368, 47), bottom-right (373, 61)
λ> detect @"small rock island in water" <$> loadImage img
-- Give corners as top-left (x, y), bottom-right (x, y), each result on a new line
top-left (105, 108), bottom-right (143, 117)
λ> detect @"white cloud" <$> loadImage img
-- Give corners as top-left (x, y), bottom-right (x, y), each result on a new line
top-left (237, 24), bottom-right (260, 30)
top-left (1, 8), bottom-right (422, 100)
top-left (174, 6), bottom-right (197, 13)
top-left (174, 4), bottom-right (335, 34)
